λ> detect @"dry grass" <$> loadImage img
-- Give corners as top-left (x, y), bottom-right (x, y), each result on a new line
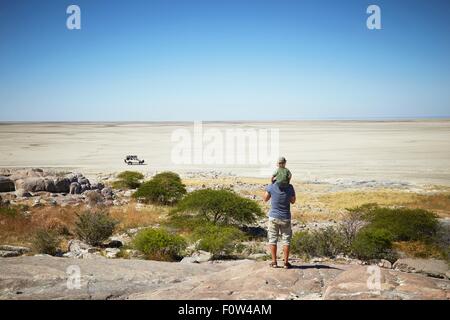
top-left (0, 202), bottom-right (167, 247)
top-left (0, 205), bottom-right (82, 247)
top-left (393, 241), bottom-right (447, 260)
top-left (109, 203), bottom-right (168, 232)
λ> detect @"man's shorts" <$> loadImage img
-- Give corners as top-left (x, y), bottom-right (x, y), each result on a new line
top-left (267, 217), bottom-right (292, 246)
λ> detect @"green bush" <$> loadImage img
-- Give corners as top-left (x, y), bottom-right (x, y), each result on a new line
top-left (351, 227), bottom-right (397, 261)
top-left (112, 171), bottom-right (144, 189)
top-left (133, 172), bottom-right (186, 205)
top-left (356, 205), bottom-right (439, 242)
top-left (75, 211), bottom-right (118, 246)
top-left (171, 189), bottom-right (263, 225)
top-left (133, 228), bottom-right (186, 261)
top-left (291, 227), bottom-right (347, 259)
top-left (33, 229), bottom-right (60, 255)
top-left (192, 223), bottom-right (245, 257)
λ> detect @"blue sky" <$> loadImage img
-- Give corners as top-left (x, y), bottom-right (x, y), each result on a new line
top-left (0, 0), bottom-right (449, 121)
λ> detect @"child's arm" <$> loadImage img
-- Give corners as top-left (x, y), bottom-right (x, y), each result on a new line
top-left (287, 169), bottom-right (292, 182)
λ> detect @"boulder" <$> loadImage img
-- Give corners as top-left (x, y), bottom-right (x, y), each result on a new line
top-left (180, 250), bottom-right (212, 263)
top-left (393, 258), bottom-right (449, 279)
top-left (0, 245), bottom-right (30, 254)
top-left (15, 177), bottom-right (46, 192)
top-left (43, 179), bottom-right (56, 193)
top-left (0, 176), bottom-right (15, 192)
top-left (69, 182), bottom-right (81, 195)
top-left (101, 187), bottom-right (114, 199)
top-left (63, 240), bottom-right (99, 259)
top-left (91, 182), bottom-right (105, 191)
top-left (0, 245), bottom-right (30, 258)
top-left (54, 177), bottom-right (71, 193)
top-left (15, 189), bottom-right (32, 198)
top-left (105, 248), bottom-right (121, 258)
top-left (378, 259), bottom-right (392, 269)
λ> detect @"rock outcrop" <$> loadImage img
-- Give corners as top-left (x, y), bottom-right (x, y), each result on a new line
top-left (0, 256), bottom-right (448, 300)
top-left (0, 176), bottom-right (15, 192)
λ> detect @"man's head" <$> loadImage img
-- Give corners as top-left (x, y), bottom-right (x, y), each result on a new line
top-left (278, 156), bottom-right (287, 168)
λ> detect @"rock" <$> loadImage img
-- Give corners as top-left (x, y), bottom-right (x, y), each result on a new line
top-left (15, 177), bottom-right (46, 193)
top-left (101, 187), bottom-right (114, 199)
top-left (378, 259), bottom-right (392, 269)
top-left (393, 258), bottom-right (449, 279)
top-left (54, 177), bottom-right (71, 193)
top-left (32, 198), bottom-right (42, 207)
top-left (63, 240), bottom-right (98, 259)
top-left (180, 250), bottom-right (212, 263)
top-left (78, 177), bottom-right (90, 185)
top-left (15, 189), bottom-right (32, 198)
top-left (248, 253), bottom-right (268, 260)
top-left (105, 248), bottom-right (120, 258)
top-left (323, 265), bottom-right (450, 300)
top-left (106, 234), bottom-right (130, 247)
top-left (43, 179), bottom-right (56, 193)
top-left (0, 250), bottom-right (22, 258)
top-left (91, 182), bottom-right (105, 190)
top-left (69, 182), bottom-right (81, 195)
top-left (0, 176), bottom-right (15, 192)
top-left (0, 245), bottom-right (30, 258)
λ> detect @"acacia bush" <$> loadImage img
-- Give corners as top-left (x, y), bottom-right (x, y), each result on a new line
top-left (133, 228), bottom-right (186, 261)
top-left (112, 171), bottom-right (144, 189)
top-left (133, 172), bottom-right (186, 205)
top-left (350, 204), bottom-right (439, 242)
top-left (171, 189), bottom-right (263, 226)
top-left (291, 227), bottom-right (346, 259)
top-left (75, 211), bottom-right (118, 246)
top-left (351, 227), bottom-right (397, 261)
top-left (192, 223), bottom-right (245, 257)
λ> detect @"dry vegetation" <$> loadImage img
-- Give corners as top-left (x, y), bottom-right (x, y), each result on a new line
top-left (0, 202), bottom-right (167, 248)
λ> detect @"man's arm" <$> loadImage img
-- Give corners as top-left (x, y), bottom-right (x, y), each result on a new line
top-left (263, 191), bottom-right (271, 202)
top-left (290, 195), bottom-right (296, 204)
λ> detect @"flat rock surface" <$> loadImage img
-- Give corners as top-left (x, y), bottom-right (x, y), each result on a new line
top-left (0, 256), bottom-right (449, 300)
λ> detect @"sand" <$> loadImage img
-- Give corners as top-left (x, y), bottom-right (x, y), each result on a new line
top-left (0, 120), bottom-right (449, 185)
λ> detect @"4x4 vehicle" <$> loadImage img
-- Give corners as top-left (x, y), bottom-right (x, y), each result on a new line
top-left (124, 155), bottom-right (145, 165)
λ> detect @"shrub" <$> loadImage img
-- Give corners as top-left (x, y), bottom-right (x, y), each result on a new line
top-left (351, 227), bottom-right (397, 261)
top-left (133, 172), bottom-right (186, 205)
top-left (352, 205), bottom-right (439, 242)
top-left (133, 228), bottom-right (186, 261)
top-left (192, 223), bottom-right (245, 257)
top-left (171, 189), bottom-right (263, 225)
top-left (75, 211), bottom-right (118, 246)
top-left (112, 171), bottom-right (144, 190)
top-left (33, 229), bottom-right (60, 255)
top-left (291, 227), bottom-right (346, 259)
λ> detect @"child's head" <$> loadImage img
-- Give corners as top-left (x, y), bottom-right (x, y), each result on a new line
top-left (277, 156), bottom-right (286, 168)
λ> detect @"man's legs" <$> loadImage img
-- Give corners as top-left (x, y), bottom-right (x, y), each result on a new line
top-left (283, 245), bottom-right (290, 264)
top-left (270, 244), bottom-right (277, 264)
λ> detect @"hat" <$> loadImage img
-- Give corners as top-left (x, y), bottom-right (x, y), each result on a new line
top-left (278, 156), bottom-right (286, 163)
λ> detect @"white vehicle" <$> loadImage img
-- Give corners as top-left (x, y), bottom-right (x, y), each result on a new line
top-left (124, 155), bottom-right (145, 165)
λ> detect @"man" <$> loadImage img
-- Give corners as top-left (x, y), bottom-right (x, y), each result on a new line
top-left (263, 162), bottom-right (296, 269)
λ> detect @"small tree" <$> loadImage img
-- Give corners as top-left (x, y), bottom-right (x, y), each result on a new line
top-left (171, 189), bottom-right (264, 225)
top-left (75, 211), bottom-right (118, 246)
top-left (112, 171), bottom-right (144, 189)
top-left (351, 227), bottom-right (397, 262)
top-left (192, 223), bottom-right (245, 257)
top-left (133, 228), bottom-right (186, 261)
top-left (133, 172), bottom-right (186, 205)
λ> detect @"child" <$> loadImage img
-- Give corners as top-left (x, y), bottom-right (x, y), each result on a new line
top-left (271, 156), bottom-right (292, 187)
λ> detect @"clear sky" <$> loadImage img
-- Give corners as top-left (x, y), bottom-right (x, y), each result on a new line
top-left (0, 0), bottom-right (449, 121)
